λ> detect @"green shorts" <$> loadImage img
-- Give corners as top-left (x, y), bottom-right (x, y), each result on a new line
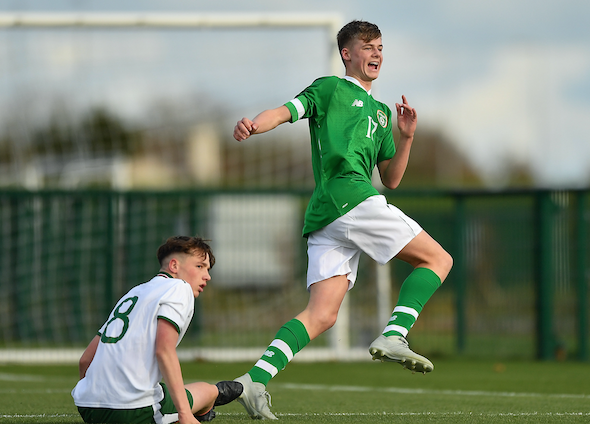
top-left (77, 383), bottom-right (194, 424)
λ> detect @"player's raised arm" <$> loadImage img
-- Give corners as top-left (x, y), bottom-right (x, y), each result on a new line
top-left (395, 95), bottom-right (417, 139)
top-left (378, 95), bottom-right (417, 189)
top-left (233, 105), bottom-right (292, 141)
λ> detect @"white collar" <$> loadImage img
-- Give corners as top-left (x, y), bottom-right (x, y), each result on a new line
top-left (343, 76), bottom-right (371, 95)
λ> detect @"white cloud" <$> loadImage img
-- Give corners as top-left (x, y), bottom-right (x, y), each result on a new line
top-left (409, 42), bottom-right (590, 187)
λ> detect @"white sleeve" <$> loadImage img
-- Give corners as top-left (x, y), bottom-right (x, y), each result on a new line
top-left (157, 282), bottom-right (194, 336)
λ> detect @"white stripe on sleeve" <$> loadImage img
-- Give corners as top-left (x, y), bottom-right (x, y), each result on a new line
top-left (289, 98), bottom-right (305, 122)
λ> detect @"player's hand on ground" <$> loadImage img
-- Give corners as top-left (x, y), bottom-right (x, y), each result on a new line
top-left (395, 95), bottom-right (417, 139)
top-left (234, 118), bottom-right (258, 141)
top-left (178, 412), bottom-right (200, 424)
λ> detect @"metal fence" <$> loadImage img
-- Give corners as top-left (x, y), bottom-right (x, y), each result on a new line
top-left (0, 189), bottom-right (588, 362)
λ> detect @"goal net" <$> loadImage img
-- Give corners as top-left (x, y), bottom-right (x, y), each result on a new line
top-left (0, 12), bottom-right (400, 364)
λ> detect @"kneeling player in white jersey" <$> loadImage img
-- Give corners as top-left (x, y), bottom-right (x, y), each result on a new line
top-left (232, 20), bottom-right (453, 419)
top-left (72, 236), bottom-right (243, 424)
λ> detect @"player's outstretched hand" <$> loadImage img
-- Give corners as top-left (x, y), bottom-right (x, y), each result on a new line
top-left (234, 118), bottom-right (259, 142)
top-left (395, 95), bottom-right (417, 139)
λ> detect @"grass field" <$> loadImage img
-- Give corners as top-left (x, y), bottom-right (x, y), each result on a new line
top-left (1, 359), bottom-right (589, 423)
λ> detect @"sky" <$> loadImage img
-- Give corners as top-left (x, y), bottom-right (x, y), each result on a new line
top-left (1, 0), bottom-right (589, 188)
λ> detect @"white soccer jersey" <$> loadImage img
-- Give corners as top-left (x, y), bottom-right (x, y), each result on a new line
top-left (72, 273), bottom-right (194, 409)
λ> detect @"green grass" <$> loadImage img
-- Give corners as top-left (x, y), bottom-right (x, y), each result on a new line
top-left (1, 359), bottom-right (590, 423)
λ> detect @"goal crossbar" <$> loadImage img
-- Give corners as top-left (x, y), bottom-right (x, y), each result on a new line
top-left (0, 11), bottom-right (344, 87)
top-left (0, 12), bottom-right (341, 30)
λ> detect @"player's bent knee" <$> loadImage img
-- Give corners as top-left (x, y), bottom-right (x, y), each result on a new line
top-left (310, 310), bottom-right (339, 333)
top-left (319, 312), bottom-right (338, 331)
top-left (435, 250), bottom-right (453, 283)
top-left (443, 250), bottom-right (453, 272)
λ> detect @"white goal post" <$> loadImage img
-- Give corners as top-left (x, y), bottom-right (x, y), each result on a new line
top-left (0, 11), bottom-right (344, 75)
top-left (0, 12), bottom-right (394, 363)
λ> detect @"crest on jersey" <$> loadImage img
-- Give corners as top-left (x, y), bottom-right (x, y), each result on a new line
top-left (376, 110), bottom-right (388, 128)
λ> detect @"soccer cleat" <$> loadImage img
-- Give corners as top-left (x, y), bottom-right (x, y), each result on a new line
top-left (195, 409), bottom-right (216, 422)
top-left (214, 380), bottom-right (244, 406)
top-left (234, 373), bottom-right (278, 420)
top-left (369, 335), bottom-right (434, 374)
top-left (194, 381), bottom-right (243, 422)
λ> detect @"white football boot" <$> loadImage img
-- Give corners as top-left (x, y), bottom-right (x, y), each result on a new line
top-left (369, 335), bottom-right (434, 374)
top-left (234, 373), bottom-right (278, 420)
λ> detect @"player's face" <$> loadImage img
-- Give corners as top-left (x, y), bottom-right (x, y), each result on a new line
top-left (343, 37), bottom-right (383, 87)
top-left (175, 252), bottom-right (211, 298)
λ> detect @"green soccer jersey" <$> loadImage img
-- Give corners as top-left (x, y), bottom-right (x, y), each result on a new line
top-left (285, 76), bottom-right (396, 236)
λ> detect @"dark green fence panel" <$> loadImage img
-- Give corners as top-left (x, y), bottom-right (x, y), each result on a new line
top-left (576, 191), bottom-right (588, 360)
top-left (0, 189), bottom-right (588, 361)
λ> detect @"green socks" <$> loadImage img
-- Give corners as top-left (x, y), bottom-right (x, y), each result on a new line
top-left (383, 267), bottom-right (441, 338)
top-left (247, 269), bottom-right (440, 385)
top-left (248, 318), bottom-right (310, 386)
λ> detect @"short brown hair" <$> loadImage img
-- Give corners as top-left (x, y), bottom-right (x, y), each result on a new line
top-left (337, 20), bottom-right (382, 53)
top-left (157, 236), bottom-right (215, 268)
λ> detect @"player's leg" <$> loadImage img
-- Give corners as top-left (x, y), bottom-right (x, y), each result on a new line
top-left (385, 230), bottom-right (452, 339)
top-left (242, 274), bottom-right (348, 386)
top-left (370, 230), bottom-right (453, 372)
top-left (396, 230), bottom-right (453, 281)
top-left (244, 232), bottom-right (357, 386)
top-left (235, 217), bottom-right (360, 419)
top-left (235, 275), bottom-right (349, 419)
top-left (244, 275), bottom-right (348, 385)
top-left (184, 382), bottom-right (217, 417)
top-left (348, 196), bottom-right (451, 372)
top-left (188, 381), bottom-right (244, 422)
top-left (295, 274), bottom-right (349, 339)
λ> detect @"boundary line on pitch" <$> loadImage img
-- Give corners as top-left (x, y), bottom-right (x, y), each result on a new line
top-left (273, 382), bottom-right (590, 400)
top-left (220, 411), bottom-right (590, 418)
top-left (277, 412), bottom-right (590, 417)
top-left (0, 376), bottom-right (590, 399)
top-left (4, 412), bottom-right (590, 419)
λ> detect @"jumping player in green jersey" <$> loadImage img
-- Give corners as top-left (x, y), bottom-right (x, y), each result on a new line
top-left (233, 20), bottom-right (453, 419)
top-left (72, 236), bottom-right (243, 424)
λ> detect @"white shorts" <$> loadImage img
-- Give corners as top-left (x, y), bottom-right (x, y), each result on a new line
top-left (306, 195), bottom-right (422, 290)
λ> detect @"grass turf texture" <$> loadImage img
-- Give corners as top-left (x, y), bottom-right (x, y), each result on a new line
top-left (1, 359), bottom-right (589, 423)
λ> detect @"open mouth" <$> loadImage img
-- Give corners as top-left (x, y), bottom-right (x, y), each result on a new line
top-left (369, 61), bottom-right (379, 70)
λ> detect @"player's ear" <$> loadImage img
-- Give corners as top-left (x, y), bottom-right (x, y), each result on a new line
top-left (341, 47), bottom-right (351, 62)
top-left (168, 257), bottom-right (180, 274)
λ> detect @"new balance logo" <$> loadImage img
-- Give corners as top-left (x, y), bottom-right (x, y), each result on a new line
top-left (351, 99), bottom-right (364, 107)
